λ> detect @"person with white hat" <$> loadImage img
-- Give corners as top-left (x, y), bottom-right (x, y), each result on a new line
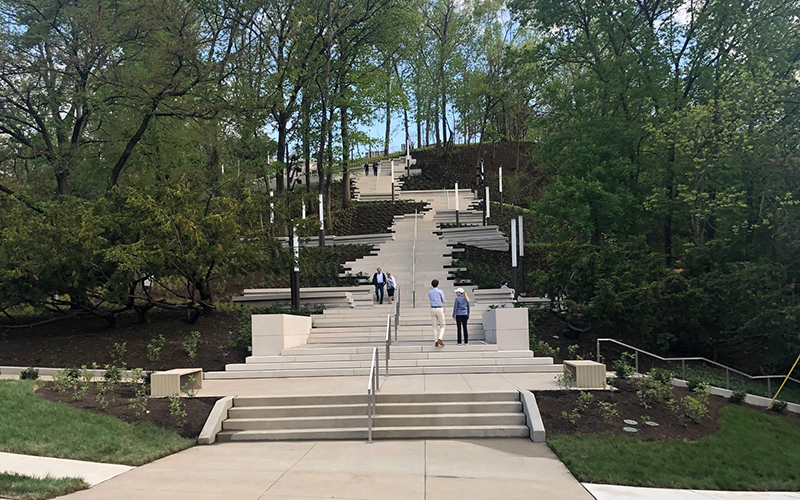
top-left (452, 288), bottom-right (470, 345)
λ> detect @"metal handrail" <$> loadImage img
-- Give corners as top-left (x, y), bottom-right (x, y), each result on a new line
top-left (385, 313), bottom-right (391, 375)
top-left (412, 208), bottom-right (418, 308)
top-left (597, 338), bottom-right (800, 394)
top-left (367, 347), bottom-right (380, 443)
top-left (394, 287), bottom-right (400, 341)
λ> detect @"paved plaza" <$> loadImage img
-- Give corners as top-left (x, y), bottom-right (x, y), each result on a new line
top-left (53, 439), bottom-right (593, 500)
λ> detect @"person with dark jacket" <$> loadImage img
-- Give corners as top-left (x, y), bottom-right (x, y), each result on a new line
top-left (452, 288), bottom-right (470, 345)
top-left (364, 163), bottom-right (369, 176)
top-left (372, 162), bottom-right (378, 176)
top-left (372, 267), bottom-right (387, 304)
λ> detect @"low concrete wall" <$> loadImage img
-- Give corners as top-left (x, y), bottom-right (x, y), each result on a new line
top-left (672, 379), bottom-right (800, 414)
top-left (252, 314), bottom-right (313, 356)
top-left (519, 390), bottom-right (546, 442)
top-left (483, 308), bottom-right (529, 351)
top-left (197, 396), bottom-right (234, 445)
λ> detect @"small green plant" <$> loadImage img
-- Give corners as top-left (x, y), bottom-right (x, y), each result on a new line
top-left (69, 366), bottom-right (93, 401)
top-left (111, 342), bottom-right (127, 367)
top-left (576, 391), bottom-right (595, 410)
top-left (770, 399), bottom-right (789, 414)
top-left (597, 401), bottom-right (619, 422)
top-left (182, 331), bottom-right (202, 362)
top-left (561, 408), bottom-right (581, 425)
top-left (128, 368), bottom-right (148, 418)
top-left (566, 344), bottom-right (584, 360)
top-left (556, 368), bottom-right (575, 391)
top-left (613, 352), bottom-right (636, 379)
top-left (686, 378), bottom-right (710, 394)
top-left (169, 395), bottom-right (187, 429)
top-left (52, 368), bottom-right (77, 395)
top-left (103, 365), bottom-right (122, 385)
top-left (635, 368), bottom-right (675, 408)
top-left (19, 367), bottom-right (39, 380)
top-left (729, 390), bottom-right (747, 404)
top-left (146, 334), bottom-right (166, 363)
top-left (640, 415), bottom-right (651, 423)
top-left (181, 376), bottom-right (198, 398)
top-left (682, 395), bottom-right (708, 423)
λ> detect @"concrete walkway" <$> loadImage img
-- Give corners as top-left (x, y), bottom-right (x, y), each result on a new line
top-left (54, 439), bottom-right (592, 500)
top-left (196, 372), bottom-right (562, 397)
top-left (585, 484), bottom-right (800, 499)
top-left (0, 451), bottom-right (132, 486)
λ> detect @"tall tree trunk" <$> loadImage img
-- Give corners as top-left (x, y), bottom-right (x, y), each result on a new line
top-left (664, 144), bottom-right (675, 266)
top-left (325, 106), bottom-right (334, 224)
top-left (276, 115), bottom-right (287, 193)
top-left (302, 94), bottom-right (311, 189)
top-left (341, 105), bottom-right (352, 208)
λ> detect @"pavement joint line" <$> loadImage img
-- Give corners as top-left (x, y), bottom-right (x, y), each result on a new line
top-left (258, 440), bottom-right (319, 500)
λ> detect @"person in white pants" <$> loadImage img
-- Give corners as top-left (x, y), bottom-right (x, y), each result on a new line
top-left (428, 279), bottom-right (446, 347)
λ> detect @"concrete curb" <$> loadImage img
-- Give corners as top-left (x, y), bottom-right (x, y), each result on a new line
top-left (519, 390), bottom-right (546, 442)
top-left (198, 396), bottom-right (234, 445)
top-left (672, 379), bottom-right (800, 414)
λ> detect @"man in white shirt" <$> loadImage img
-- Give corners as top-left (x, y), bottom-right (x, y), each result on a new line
top-left (428, 279), bottom-right (446, 347)
top-left (372, 268), bottom-right (387, 304)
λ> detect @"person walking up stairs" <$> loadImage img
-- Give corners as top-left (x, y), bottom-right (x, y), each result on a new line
top-left (429, 279), bottom-right (446, 347)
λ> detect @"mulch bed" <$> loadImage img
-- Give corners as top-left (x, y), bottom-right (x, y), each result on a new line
top-left (0, 310), bottom-right (246, 372)
top-left (534, 379), bottom-right (800, 441)
top-left (37, 382), bottom-right (218, 439)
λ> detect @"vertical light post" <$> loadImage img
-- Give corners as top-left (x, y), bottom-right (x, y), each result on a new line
top-left (405, 138), bottom-right (411, 174)
top-left (269, 189), bottom-right (275, 237)
top-left (480, 156), bottom-right (487, 226)
top-left (511, 218), bottom-right (518, 295)
top-left (390, 159), bottom-right (395, 202)
top-left (290, 224), bottom-right (300, 312)
top-left (454, 182), bottom-right (460, 226)
top-left (517, 215), bottom-right (524, 299)
top-left (485, 186), bottom-right (490, 221)
top-left (499, 166), bottom-right (503, 213)
top-left (318, 193), bottom-right (326, 247)
top-left (302, 203), bottom-right (306, 220)
top-left (285, 154), bottom-right (302, 313)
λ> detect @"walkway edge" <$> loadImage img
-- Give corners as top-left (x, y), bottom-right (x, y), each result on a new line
top-left (198, 396), bottom-right (234, 445)
top-left (519, 390), bottom-right (546, 442)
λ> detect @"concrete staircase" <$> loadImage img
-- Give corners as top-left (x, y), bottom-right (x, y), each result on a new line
top-left (216, 391), bottom-right (529, 441)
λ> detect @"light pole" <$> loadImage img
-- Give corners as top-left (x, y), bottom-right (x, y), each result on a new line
top-left (286, 154), bottom-right (302, 312)
top-left (485, 185), bottom-right (490, 221)
top-left (518, 215), bottom-right (524, 298)
top-left (318, 193), bottom-right (325, 247)
top-left (480, 155), bottom-right (487, 226)
top-left (391, 159), bottom-right (395, 202)
top-left (499, 166), bottom-right (503, 213)
top-left (269, 189), bottom-right (275, 237)
top-left (511, 218), bottom-right (518, 297)
top-left (454, 182), bottom-right (460, 226)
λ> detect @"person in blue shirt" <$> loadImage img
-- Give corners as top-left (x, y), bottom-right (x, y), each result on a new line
top-left (452, 288), bottom-right (470, 345)
top-left (428, 279), bottom-right (446, 346)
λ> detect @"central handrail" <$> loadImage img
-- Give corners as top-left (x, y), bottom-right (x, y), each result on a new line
top-left (412, 208), bottom-right (418, 308)
top-left (597, 338), bottom-right (800, 394)
top-left (394, 287), bottom-right (400, 341)
top-left (385, 313), bottom-right (391, 375)
top-left (367, 347), bottom-right (379, 443)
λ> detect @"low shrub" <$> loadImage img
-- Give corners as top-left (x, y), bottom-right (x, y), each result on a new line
top-left (19, 367), bottom-right (39, 380)
top-left (682, 395), bottom-right (709, 423)
top-left (597, 401), bottom-right (619, 422)
top-left (612, 352), bottom-right (636, 379)
top-left (771, 400), bottom-right (789, 414)
top-left (729, 390), bottom-right (747, 404)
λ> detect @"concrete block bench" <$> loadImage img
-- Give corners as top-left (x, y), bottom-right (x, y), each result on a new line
top-left (151, 368), bottom-right (203, 397)
top-left (563, 360), bottom-right (606, 388)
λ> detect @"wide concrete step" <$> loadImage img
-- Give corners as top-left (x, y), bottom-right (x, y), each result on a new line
top-left (247, 350), bottom-right (533, 364)
top-left (228, 401), bottom-right (522, 419)
top-left (282, 343), bottom-right (499, 355)
top-left (228, 356), bottom-right (548, 372)
top-left (224, 413), bottom-right (524, 431)
top-left (309, 325), bottom-right (486, 333)
top-left (216, 425), bottom-right (529, 441)
top-left (205, 363), bottom-right (561, 379)
top-left (306, 334), bottom-right (487, 344)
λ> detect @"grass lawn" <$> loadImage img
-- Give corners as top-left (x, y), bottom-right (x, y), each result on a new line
top-left (0, 472), bottom-right (88, 500)
top-left (0, 380), bottom-right (194, 466)
top-left (548, 405), bottom-right (800, 490)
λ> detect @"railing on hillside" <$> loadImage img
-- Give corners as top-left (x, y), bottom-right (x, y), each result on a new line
top-left (367, 347), bottom-right (380, 443)
top-left (597, 338), bottom-right (800, 394)
top-left (412, 208), bottom-right (418, 308)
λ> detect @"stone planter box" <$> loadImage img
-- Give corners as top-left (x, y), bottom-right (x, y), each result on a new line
top-left (482, 308), bottom-right (529, 351)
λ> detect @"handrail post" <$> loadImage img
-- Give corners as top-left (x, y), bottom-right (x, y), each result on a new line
top-left (596, 339), bottom-right (600, 363)
top-left (768, 378), bottom-right (771, 397)
top-left (681, 359), bottom-right (686, 379)
top-left (726, 368), bottom-right (730, 390)
top-left (635, 351), bottom-right (639, 374)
